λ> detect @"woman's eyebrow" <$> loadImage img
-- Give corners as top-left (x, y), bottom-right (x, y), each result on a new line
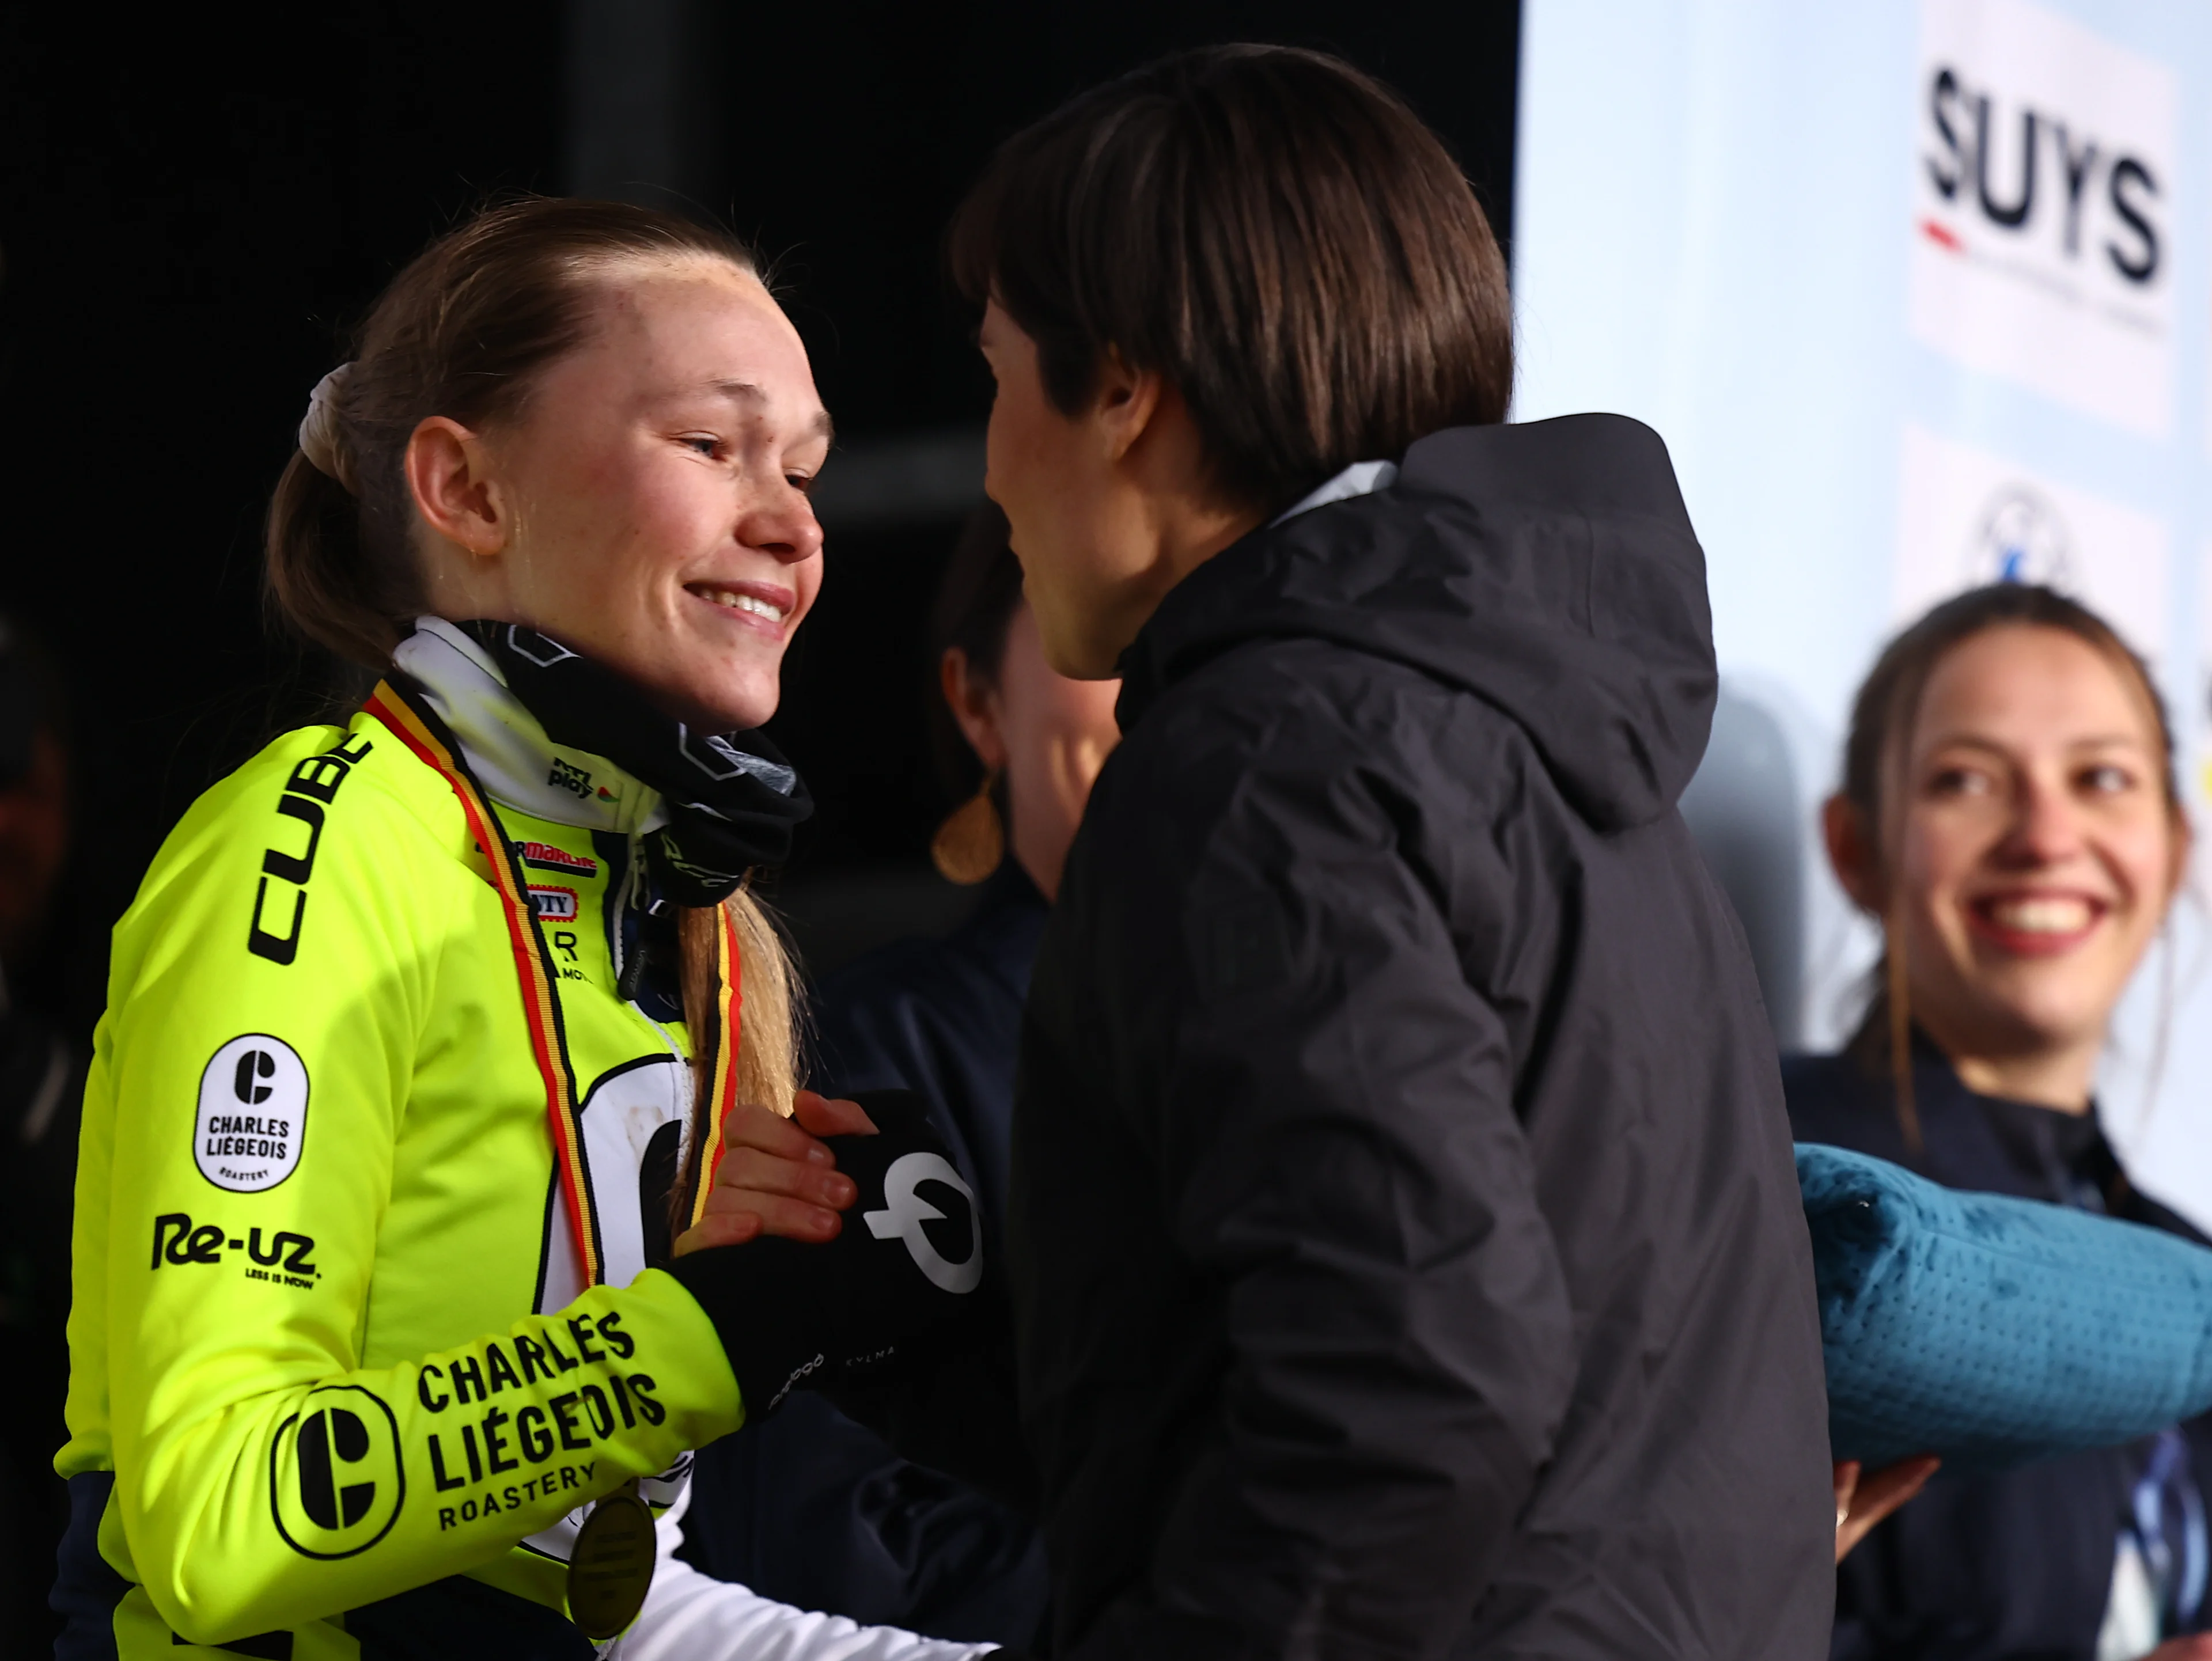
top-left (1915, 735), bottom-right (2011, 765)
top-left (699, 378), bottom-right (835, 443)
top-left (1921, 731), bottom-right (2146, 757)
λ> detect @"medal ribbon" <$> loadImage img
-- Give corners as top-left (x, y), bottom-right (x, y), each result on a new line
top-left (365, 680), bottom-right (743, 1285)
top-left (687, 905), bottom-right (744, 1231)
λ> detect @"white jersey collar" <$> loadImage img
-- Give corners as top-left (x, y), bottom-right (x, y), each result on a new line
top-left (1270, 458), bottom-right (1400, 527)
top-left (392, 617), bottom-right (669, 836)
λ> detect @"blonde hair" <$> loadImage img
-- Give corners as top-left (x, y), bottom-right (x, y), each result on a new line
top-left (681, 892), bottom-right (798, 1121)
top-left (264, 198), bottom-right (804, 1197)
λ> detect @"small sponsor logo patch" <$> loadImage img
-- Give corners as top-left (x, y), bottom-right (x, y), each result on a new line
top-left (529, 886), bottom-right (579, 921)
top-left (195, 1035), bottom-right (309, 1192)
top-left (513, 840), bottom-right (598, 877)
top-left (547, 758), bottom-right (593, 798)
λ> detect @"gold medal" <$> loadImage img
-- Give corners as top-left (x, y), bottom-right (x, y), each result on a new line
top-left (566, 1480), bottom-right (657, 1640)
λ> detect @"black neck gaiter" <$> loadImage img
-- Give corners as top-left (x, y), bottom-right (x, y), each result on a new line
top-left (461, 620), bottom-right (812, 905)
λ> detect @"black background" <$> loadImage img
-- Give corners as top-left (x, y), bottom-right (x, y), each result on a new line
top-left (0, 2), bottom-right (1518, 1030)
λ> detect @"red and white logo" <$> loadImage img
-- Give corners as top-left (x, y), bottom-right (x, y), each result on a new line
top-left (1910, 0), bottom-right (2175, 435)
top-left (528, 886), bottom-right (579, 921)
top-left (513, 840), bottom-right (597, 878)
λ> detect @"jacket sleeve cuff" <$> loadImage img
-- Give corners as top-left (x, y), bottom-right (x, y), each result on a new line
top-left (619, 1267), bottom-right (747, 1440)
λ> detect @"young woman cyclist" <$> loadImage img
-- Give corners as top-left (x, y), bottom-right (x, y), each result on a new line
top-left (52, 199), bottom-right (999, 1660)
top-left (1789, 583), bottom-right (2212, 1661)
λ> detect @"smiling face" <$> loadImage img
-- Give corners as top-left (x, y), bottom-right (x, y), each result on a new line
top-left (1873, 624), bottom-right (2184, 1080)
top-left (452, 258), bottom-right (830, 731)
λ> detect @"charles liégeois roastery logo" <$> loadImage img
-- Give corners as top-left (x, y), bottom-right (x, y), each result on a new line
top-left (195, 1034), bottom-right (309, 1193)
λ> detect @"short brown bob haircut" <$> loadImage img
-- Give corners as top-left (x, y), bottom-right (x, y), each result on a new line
top-left (950, 44), bottom-right (1513, 517)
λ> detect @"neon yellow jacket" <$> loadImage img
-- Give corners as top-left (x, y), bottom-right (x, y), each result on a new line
top-left (60, 620), bottom-right (765, 1655)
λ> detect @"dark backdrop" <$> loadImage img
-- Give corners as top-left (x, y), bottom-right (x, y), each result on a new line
top-left (0, 1), bottom-right (1518, 1033)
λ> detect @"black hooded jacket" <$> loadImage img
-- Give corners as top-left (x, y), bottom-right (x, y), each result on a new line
top-left (1009, 416), bottom-right (1835, 1659)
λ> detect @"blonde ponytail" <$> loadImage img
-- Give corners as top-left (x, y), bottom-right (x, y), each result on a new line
top-left (725, 888), bottom-right (799, 1118)
top-left (677, 886), bottom-right (801, 1125)
top-left (265, 449), bottom-right (419, 668)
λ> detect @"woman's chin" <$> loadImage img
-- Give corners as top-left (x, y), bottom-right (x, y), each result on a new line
top-left (671, 673), bottom-right (781, 734)
top-left (1957, 978), bottom-right (2123, 1064)
top-left (595, 645), bottom-right (782, 734)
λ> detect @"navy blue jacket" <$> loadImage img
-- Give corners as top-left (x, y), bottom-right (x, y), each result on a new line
top-left (1787, 1034), bottom-right (2212, 1660)
top-left (679, 863), bottom-right (1050, 1647)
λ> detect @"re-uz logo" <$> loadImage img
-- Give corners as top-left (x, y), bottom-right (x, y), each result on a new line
top-left (1922, 63), bottom-right (2160, 286)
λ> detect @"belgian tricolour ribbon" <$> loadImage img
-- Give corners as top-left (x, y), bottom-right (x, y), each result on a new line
top-left (364, 680), bottom-right (743, 1285)
top-left (685, 906), bottom-right (744, 1233)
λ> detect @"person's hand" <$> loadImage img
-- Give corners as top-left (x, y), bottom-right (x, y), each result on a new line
top-left (1834, 1456), bottom-right (1940, 1562)
top-left (673, 1090), bottom-right (878, 1256)
top-left (666, 1090), bottom-right (993, 1420)
top-left (2146, 1639), bottom-right (2212, 1659)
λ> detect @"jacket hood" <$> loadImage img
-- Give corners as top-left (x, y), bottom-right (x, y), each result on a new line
top-left (1115, 414), bottom-right (1717, 832)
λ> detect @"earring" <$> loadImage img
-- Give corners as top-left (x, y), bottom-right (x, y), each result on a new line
top-left (932, 768), bottom-right (1005, 885)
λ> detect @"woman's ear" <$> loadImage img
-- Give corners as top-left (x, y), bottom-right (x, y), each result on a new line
top-left (405, 416), bottom-right (509, 558)
top-left (941, 647), bottom-right (1009, 773)
top-left (1823, 794), bottom-right (1886, 917)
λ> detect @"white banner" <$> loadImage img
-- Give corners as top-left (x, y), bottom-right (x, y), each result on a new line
top-left (1516, 0), bottom-right (2212, 1218)
top-left (1909, 0), bottom-right (2176, 435)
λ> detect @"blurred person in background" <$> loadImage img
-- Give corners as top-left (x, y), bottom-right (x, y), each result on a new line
top-left (1790, 583), bottom-right (2212, 1661)
top-left (0, 615), bottom-right (79, 1656)
top-left (684, 500), bottom-right (1118, 1647)
top-left (0, 618), bottom-right (70, 1001)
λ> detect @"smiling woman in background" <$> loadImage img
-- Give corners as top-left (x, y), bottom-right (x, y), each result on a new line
top-left (1789, 582), bottom-right (2212, 1661)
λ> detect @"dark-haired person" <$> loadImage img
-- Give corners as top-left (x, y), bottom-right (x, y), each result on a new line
top-left (1788, 584), bottom-right (2212, 1661)
top-left (52, 198), bottom-right (999, 1658)
top-left (684, 503), bottom-right (1115, 1647)
top-left (0, 616), bottom-right (82, 1659)
top-left (907, 41), bottom-right (1832, 1659)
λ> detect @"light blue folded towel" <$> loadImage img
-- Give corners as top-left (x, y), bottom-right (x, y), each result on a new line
top-left (1798, 1142), bottom-right (2212, 1473)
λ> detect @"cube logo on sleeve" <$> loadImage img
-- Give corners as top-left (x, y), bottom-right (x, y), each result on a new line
top-left (195, 1034), bottom-right (310, 1192)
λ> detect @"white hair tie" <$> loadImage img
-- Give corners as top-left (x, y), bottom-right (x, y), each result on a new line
top-left (298, 363), bottom-right (357, 493)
